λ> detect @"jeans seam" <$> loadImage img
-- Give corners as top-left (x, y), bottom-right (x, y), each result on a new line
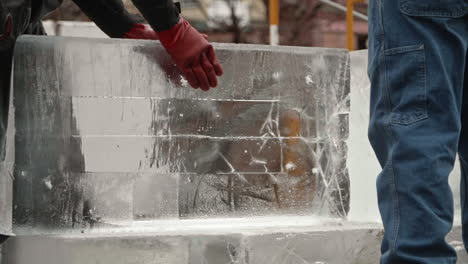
top-left (388, 155), bottom-right (400, 255)
top-left (383, 75), bottom-right (401, 257)
top-left (418, 47), bottom-right (429, 121)
top-left (384, 44), bottom-right (424, 56)
top-left (381, 8), bottom-right (401, 252)
top-left (399, 0), bottom-right (466, 18)
top-left (385, 107), bottom-right (401, 255)
top-left (380, 0), bottom-right (391, 116)
top-left (421, 47), bottom-right (428, 121)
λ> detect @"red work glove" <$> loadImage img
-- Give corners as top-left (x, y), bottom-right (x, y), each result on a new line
top-left (0, 14), bottom-right (12, 41)
top-left (124, 23), bottom-right (208, 41)
top-left (123, 23), bottom-right (159, 40)
top-left (158, 18), bottom-right (223, 91)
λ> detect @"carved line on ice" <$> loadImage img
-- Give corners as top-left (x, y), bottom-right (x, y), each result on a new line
top-left (73, 96), bottom-right (280, 102)
top-left (259, 101), bottom-right (277, 138)
top-left (249, 153), bottom-right (269, 174)
top-left (333, 170), bottom-right (347, 217)
top-left (249, 156), bottom-right (267, 166)
top-left (72, 135), bottom-right (331, 143)
top-left (219, 152), bottom-right (249, 184)
top-left (219, 152), bottom-right (236, 174)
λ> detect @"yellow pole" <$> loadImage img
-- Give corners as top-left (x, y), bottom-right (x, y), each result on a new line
top-left (346, 0), bottom-right (354, 50)
top-left (269, 0), bottom-right (279, 45)
top-left (347, 0), bottom-right (364, 51)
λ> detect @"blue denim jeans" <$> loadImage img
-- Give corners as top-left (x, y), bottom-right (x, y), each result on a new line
top-left (368, 0), bottom-right (468, 263)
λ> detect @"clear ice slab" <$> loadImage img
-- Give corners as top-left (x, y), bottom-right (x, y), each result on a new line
top-left (12, 36), bottom-right (350, 231)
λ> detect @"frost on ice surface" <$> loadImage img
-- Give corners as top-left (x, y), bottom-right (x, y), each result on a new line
top-left (12, 36), bottom-right (350, 230)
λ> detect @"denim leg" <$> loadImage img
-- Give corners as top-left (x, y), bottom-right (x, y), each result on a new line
top-left (0, 235), bottom-right (6, 264)
top-left (368, 0), bottom-right (468, 263)
top-left (460, 52), bottom-right (468, 251)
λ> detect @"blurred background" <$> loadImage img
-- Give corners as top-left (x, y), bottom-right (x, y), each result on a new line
top-left (43, 0), bottom-right (368, 50)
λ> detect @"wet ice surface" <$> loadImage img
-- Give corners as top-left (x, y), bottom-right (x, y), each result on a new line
top-left (5, 37), bottom-right (468, 263)
top-left (13, 216), bottom-right (374, 236)
top-left (12, 36), bottom-right (350, 231)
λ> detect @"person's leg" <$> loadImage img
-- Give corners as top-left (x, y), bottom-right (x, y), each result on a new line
top-left (368, 0), bottom-right (467, 263)
top-left (0, 235), bottom-right (7, 245)
top-left (459, 50), bottom-right (468, 251)
top-left (0, 3), bottom-right (14, 244)
top-left (0, 0), bottom-right (34, 253)
top-left (24, 20), bottom-right (47, 35)
top-left (0, 235), bottom-right (8, 264)
top-left (0, 1), bottom-right (13, 161)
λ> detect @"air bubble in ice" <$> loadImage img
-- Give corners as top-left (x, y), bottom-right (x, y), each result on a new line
top-left (305, 74), bottom-right (314, 85)
top-left (43, 178), bottom-right (53, 190)
top-left (285, 162), bottom-right (297, 171)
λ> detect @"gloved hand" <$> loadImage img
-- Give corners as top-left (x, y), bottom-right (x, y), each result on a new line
top-left (0, 14), bottom-right (12, 41)
top-left (158, 18), bottom-right (223, 91)
top-left (123, 23), bottom-right (209, 41)
top-left (123, 23), bottom-right (159, 40)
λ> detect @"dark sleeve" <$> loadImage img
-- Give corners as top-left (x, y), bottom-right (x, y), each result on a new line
top-left (72, 0), bottom-right (139, 38)
top-left (131, 0), bottom-right (180, 32)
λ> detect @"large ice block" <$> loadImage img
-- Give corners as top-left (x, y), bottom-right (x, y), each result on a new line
top-left (2, 218), bottom-right (467, 264)
top-left (12, 35), bottom-right (350, 231)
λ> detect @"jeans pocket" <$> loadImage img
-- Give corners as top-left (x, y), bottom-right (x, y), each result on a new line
top-left (384, 44), bottom-right (428, 125)
top-left (399, 0), bottom-right (467, 17)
